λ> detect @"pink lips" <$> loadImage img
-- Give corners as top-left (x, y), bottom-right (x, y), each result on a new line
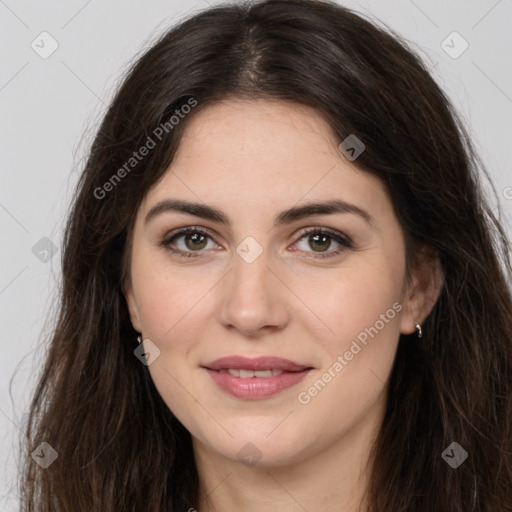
top-left (202, 356), bottom-right (313, 400)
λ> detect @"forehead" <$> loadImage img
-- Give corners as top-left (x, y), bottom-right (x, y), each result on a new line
top-left (175, 99), bottom-right (342, 164)
top-left (139, 99), bottom-right (392, 226)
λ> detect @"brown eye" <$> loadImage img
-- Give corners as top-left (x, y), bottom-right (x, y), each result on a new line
top-left (161, 227), bottom-right (216, 258)
top-left (293, 228), bottom-right (353, 259)
top-left (308, 233), bottom-right (331, 252)
top-left (183, 232), bottom-right (208, 251)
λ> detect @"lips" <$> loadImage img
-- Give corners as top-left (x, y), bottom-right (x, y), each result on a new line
top-left (202, 355), bottom-right (311, 372)
top-left (202, 355), bottom-right (313, 399)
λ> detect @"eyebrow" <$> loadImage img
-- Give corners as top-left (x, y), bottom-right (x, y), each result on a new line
top-left (144, 198), bottom-right (374, 227)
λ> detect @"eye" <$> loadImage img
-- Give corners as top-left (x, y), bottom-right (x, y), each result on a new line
top-left (160, 226), bottom-right (219, 258)
top-left (160, 226), bottom-right (353, 260)
top-left (292, 227), bottom-right (353, 259)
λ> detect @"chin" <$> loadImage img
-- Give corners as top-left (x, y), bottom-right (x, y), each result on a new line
top-left (202, 427), bottom-right (310, 468)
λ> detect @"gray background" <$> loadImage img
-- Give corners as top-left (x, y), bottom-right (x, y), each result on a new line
top-left (1, 0), bottom-right (511, 508)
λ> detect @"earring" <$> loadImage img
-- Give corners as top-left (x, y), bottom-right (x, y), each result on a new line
top-left (137, 334), bottom-right (142, 344)
top-left (415, 322), bottom-right (422, 339)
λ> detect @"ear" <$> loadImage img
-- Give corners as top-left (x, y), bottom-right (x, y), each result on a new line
top-left (400, 244), bottom-right (444, 335)
top-left (122, 277), bottom-right (143, 333)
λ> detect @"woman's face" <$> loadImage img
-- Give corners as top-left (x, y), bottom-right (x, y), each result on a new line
top-left (124, 99), bottom-right (427, 468)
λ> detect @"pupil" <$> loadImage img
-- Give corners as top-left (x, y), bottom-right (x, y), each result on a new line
top-left (186, 232), bottom-right (207, 250)
top-left (311, 234), bottom-right (330, 252)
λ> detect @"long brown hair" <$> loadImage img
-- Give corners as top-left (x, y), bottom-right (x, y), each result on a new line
top-left (18, 0), bottom-right (512, 510)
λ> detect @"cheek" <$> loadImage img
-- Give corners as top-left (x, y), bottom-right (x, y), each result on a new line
top-left (294, 262), bottom-right (404, 347)
top-left (135, 265), bottom-right (209, 421)
top-left (293, 262), bottom-right (405, 407)
top-left (293, 271), bottom-right (402, 432)
top-left (131, 247), bottom-right (211, 341)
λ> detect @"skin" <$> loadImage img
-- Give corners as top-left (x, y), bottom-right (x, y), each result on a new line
top-left (123, 99), bottom-right (443, 512)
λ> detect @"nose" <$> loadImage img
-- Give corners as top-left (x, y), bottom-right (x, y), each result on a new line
top-left (217, 246), bottom-right (290, 337)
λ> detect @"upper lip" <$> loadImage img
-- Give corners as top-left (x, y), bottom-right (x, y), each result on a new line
top-left (202, 356), bottom-right (312, 372)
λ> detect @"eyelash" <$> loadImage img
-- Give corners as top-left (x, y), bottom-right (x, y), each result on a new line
top-left (160, 226), bottom-right (353, 260)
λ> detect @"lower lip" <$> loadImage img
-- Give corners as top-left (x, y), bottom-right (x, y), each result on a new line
top-left (204, 368), bottom-right (311, 399)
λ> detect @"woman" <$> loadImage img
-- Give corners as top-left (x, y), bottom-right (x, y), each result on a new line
top-left (19, 0), bottom-right (512, 510)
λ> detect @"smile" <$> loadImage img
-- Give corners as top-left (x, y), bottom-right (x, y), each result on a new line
top-left (218, 368), bottom-right (284, 377)
top-left (202, 355), bottom-right (314, 399)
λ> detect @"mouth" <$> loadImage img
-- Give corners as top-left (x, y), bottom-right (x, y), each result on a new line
top-left (201, 355), bottom-right (314, 399)
top-left (202, 355), bottom-right (312, 373)
top-left (215, 368), bottom-right (289, 378)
